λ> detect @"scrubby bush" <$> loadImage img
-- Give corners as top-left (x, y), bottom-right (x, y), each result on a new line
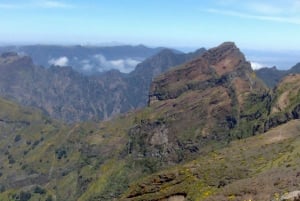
top-left (14, 191), bottom-right (32, 201)
top-left (0, 184), bottom-right (5, 193)
top-left (45, 195), bottom-right (53, 201)
top-left (55, 147), bottom-right (67, 159)
top-left (14, 135), bottom-right (21, 142)
top-left (34, 186), bottom-right (46, 194)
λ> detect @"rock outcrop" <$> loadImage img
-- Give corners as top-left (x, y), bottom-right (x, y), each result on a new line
top-left (128, 42), bottom-right (268, 163)
top-left (280, 191), bottom-right (300, 201)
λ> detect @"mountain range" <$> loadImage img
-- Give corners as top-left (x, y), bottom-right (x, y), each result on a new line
top-left (255, 63), bottom-right (300, 88)
top-left (0, 48), bottom-right (205, 123)
top-left (0, 45), bottom-right (166, 74)
top-left (0, 42), bottom-right (300, 201)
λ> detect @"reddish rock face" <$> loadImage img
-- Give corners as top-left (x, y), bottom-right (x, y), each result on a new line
top-left (128, 42), bottom-right (269, 166)
top-left (149, 42), bottom-right (265, 104)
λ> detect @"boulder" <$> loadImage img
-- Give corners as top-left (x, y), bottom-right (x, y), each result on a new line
top-left (281, 191), bottom-right (300, 201)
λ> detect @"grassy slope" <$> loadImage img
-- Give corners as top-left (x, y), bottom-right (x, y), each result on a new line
top-left (0, 74), bottom-right (299, 201)
top-left (0, 86), bottom-right (299, 201)
top-left (121, 120), bottom-right (300, 201)
top-left (0, 96), bottom-right (168, 201)
top-left (0, 97), bottom-right (132, 201)
top-left (272, 74), bottom-right (300, 114)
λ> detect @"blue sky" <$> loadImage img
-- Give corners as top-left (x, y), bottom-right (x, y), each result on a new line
top-left (0, 0), bottom-right (300, 68)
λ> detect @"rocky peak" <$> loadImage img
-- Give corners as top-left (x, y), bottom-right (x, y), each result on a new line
top-left (148, 42), bottom-right (264, 104)
top-left (124, 43), bottom-right (269, 167)
top-left (202, 42), bottom-right (249, 76)
top-left (132, 49), bottom-right (181, 76)
top-left (156, 48), bottom-right (175, 56)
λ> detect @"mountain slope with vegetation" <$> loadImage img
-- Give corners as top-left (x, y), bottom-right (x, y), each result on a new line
top-left (1, 42), bottom-right (300, 201)
top-left (121, 119), bottom-right (300, 201)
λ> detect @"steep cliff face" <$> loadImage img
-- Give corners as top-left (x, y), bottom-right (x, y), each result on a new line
top-left (127, 48), bottom-right (206, 108)
top-left (127, 42), bottom-right (268, 164)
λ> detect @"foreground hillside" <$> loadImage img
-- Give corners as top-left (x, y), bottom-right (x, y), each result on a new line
top-left (0, 96), bottom-right (133, 201)
top-left (121, 119), bottom-right (300, 201)
top-left (1, 42), bottom-right (300, 201)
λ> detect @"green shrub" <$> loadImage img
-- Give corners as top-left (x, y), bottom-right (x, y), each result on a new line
top-left (55, 147), bottom-right (68, 159)
top-left (14, 135), bottom-right (22, 142)
top-left (34, 186), bottom-right (46, 194)
top-left (46, 195), bottom-right (53, 201)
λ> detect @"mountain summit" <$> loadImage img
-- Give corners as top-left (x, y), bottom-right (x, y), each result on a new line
top-left (149, 42), bottom-right (264, 104)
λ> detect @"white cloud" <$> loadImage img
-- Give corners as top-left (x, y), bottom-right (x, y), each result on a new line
top-left (205, 8), bottom-right (300, 25)
top-left (250, 61), bottom-right (265, 70)
top-left (209, 0), bottom-right (300, 25)
top-left (215, 0), bottom-right (300, 13)
top-left (247, 2), bottom-right (283, 15)
top-left (38, 0), bottom-right (73, 8)
top-left (109, 58), bottom-right (141, 73)
top-left (81, 59), bottom-right (93, 71)
top-left (80, 54), bottom-right (141, 73)
top-left (126, 58), bottom-right (141, 67)
top-left (49, 56), bottom-right (69, 66)
top-left (0, 1), bottom-right (73, 9)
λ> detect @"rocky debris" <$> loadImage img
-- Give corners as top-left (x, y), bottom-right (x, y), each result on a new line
top-left (122, 171), bottom-right (188, 201)
top-left (160, 195), bottom-right (186, 201)
top-left (128, 120), bottom-right (177, 160)
top-left (280, 191), bottom-right (300, 201)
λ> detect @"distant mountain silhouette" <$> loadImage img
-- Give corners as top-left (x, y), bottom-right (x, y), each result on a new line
top-left (0, 48), bottom-right (205, 122)
top-left (0, 45), bottom-right (166, 74)
top-left (255, 63), bottom-right (300, 88)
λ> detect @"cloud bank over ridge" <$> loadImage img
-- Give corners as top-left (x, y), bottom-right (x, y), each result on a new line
top-left (49, 56), bottom-right (69, 66)
top-left (80, 54), bottom-right (141, 73)
top-left (48, 54), bottom-right (141, 73)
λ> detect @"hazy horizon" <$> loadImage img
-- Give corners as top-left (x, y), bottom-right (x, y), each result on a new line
top-left (1, 0), bottom-right (300, 70)
top-left (1, 0), bottom-right (300, 49)
top-left (0, 41), bottom-right (299, 70)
